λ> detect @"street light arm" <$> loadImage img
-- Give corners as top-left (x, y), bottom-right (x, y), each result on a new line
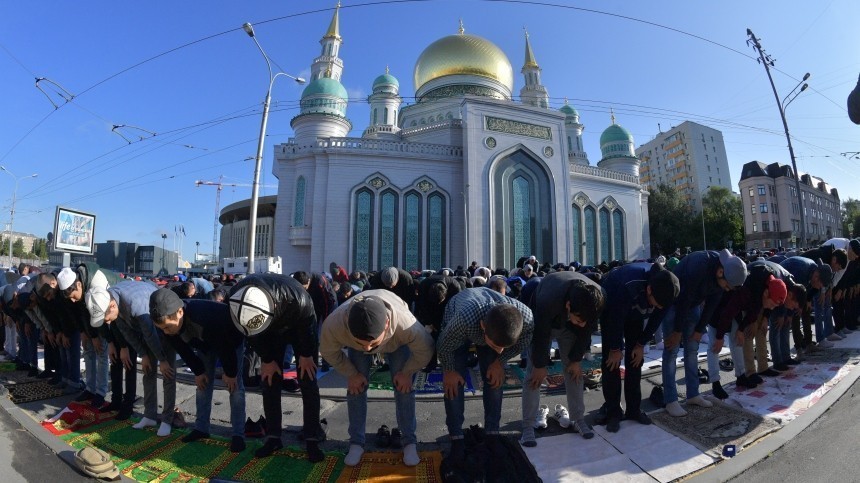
top-left (248, 35), bottom-right (274, 86)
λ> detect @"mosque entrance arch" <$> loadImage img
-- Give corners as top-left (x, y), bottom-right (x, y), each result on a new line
top-left (490, 148), bottom-right (554, 269)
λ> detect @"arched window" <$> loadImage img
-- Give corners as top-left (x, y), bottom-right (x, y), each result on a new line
top-left (394, 110), bottom-right (397, 125)
top-left (403, 191), bottom-right (422, 271)
top-left (377, 190), bottom-right (398, 269)
top-left (567, 136), bottom-right (572, 152)
top-left (599, 208), bottom-right (611, 263)
top-left (512, 176), bottom-right (532, 260)
top-left (427, 193), bottom-right (446, 269)
top-left (613, 210), bottom-right (625, 261)
top-left (353, 189), bottom-right (374, 272)
top-left (293, 176), bottom-right (306, 226)
top-left (571, 204), bottom-right (582, 263)
top-left (373, 108), bottom-right (378, 125)
top-left (384, 107), bottom-right (389, 124)
top-left (584, 206), bottom-right (596, 265)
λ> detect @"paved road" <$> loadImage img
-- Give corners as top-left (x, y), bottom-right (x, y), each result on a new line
top-left (0, 403), bottom-right (91, 482)
top-left (730, 376), bottom-right (860, 482)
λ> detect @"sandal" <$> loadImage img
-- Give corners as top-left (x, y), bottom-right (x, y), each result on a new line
top-left (375, 425), bottom-right (391, 448)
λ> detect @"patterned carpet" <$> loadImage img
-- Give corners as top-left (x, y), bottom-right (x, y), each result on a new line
top-left (6, 380), bottom-right (63, 404)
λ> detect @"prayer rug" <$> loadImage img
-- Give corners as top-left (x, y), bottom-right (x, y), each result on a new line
top-left (802, 347), bottom-right (860, 365)
top-left (334, 450), bottom-right (443, 483)
top-left (469, 364), bottom-right (524, 392)
top-left (282, 368), bottom-right (332, 381)
top-left (0, 361), bottom-right (18, 371)
top-left (6, 380), bottom-right (63, 403)
top-left (366, 367), bottom-right (477, 394)
top-left (0, 368), bottom-right (40, 384)
top-left (41, 401), bottom-right (117, 435)
top-left (651, 400), bottom-right (781, 457)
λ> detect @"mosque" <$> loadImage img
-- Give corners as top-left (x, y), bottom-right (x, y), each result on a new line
top-left (272, 5), bottom-right (650, 274)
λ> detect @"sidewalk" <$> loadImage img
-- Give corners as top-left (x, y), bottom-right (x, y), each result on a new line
top-left (2, 331), bottom-right (859, 482)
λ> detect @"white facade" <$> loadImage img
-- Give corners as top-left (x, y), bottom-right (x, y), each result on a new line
top-left (636, 121), bottom-right (732, 212)
top-left (272, 8), bottom-right (650, 274)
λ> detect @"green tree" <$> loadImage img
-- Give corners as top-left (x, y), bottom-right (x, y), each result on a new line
top-left (648, 183), bottom-right (696, 256)
top-left (12, 238), bottom-right (24, 258)
top-left (702, 186), bottom-right (744, 250)
top-left (842, 198), bottom-right (860, 239)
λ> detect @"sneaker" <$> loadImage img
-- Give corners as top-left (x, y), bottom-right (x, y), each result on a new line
top-left (534, 405), bottom-right (549, 430)
top-left (375, 425), bottom-right (391, 447)
top-left (712, 381), bottom-right (729, 400)
top-left (686, 395), bottom-right (713, 408)
top-left (665, 401), bottom-right (688, 417)
top-left (552, 404), bottom-right (571, 428)
top-left (573, 419), bottom-right (594, 439)
top-left (624, 411), bottom-right (652, 425)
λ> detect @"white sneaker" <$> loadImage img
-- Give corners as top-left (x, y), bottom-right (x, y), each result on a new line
top-left (553, 404), bottom-right (571, 428)
top-left (534, 404), bottom-right (549, 429)
top-left (686, 395), bottom-right (713, 408)
top-left (665, 401), bottom-right (687, 417)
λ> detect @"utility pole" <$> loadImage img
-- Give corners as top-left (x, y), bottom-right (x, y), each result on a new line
top-left (747, 29), bottom-right (808, 248)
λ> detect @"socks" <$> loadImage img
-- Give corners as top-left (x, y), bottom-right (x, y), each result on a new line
top-left (132, 417), bottom-right (157, 429)
top-left (344, 444), bottom-right (365, 466)
top-left (519, 427), bottom-right (536, 447)
top-left (157, 422), bottom-right (172, 437)
top-left (403, 444), bottom-right (420, 466)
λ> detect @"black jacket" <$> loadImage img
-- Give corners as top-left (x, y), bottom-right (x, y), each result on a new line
top-left (162, 300), bottom-right (244, 378)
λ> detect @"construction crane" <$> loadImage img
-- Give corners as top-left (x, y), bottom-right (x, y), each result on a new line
top-left (195, 177), bottom-right (276, 262)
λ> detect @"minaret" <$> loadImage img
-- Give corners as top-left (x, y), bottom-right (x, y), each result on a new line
top-left (363, 66), bottom-right (402, 139)
top-left (519, 29), bottom-right (549, 108)
top-left (560, 98), bottom-right (588, 165)
top-left (311, 2), bottom-right (344, 81)
top-left (597, 109), bottom-right (640, 177)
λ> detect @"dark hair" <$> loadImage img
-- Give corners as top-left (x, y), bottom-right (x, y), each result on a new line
top-left (292, 271), bottom-right (310, 286)
top-left (566, 281), bottom-right (606, 331)
top-left (831, 249), bottom-right (848, 270)
top-left (483, 304), bottom-right (524, 347)
top-left (429, 281), bottom-right (447, 305)
top-left (36, 273), bottom-right (57, 298)
top-left (487, 277), bottom-right (507, 293)
top-left (787, 282), bottom-right (807, 308)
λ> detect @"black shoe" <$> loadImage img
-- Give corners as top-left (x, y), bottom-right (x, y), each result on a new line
top-left (712, 381), bottom-right (729, 400)
top-left (736, 375), bottom-right (757, 389)
top-left (624, 411), bottom-right (652, 425)
top-left (719, 359), bottom-right (734, 372)
top-left (100, 400), bottom-right (122, 414)
top-left (90, 394), bottom-right (106, 409)
top-left (74, 390), bottom-right (95, 402)
top-left (283, 378), bottom-right (300, 393)
top-left (230, 436), bottom-right (246, 453)
top-left (449, 439), bottom-right (465, 462)
top-left (773, 363), bottom-right (790, 372)
top-left (606, 416), bottom-right (620, 433)
top-left (786, 358), bottom-right (801, 366)
top-left (390, 427), bottom-right (402, 449)
top-left (468, 423), bottom-right (485, 444)
top-left (298, 418), bottom-right (328, 442)
top-left (758, 368), bottom-right (781, 377)
top-left (306, 440), bottom-right (324, 463)
top-left (466, 353), bottom-right (479, 368)
top-left (182, 429), bottom-right (210, 443)
top-left (245, 417), bottom-right (265, 438)
top-left (36, 370), bottom-right (53, 379)
top-left (748, 374), bottom-right (764, 385)
top-left (114, 405), bottom-right (134, 421)
top-left (375, 425), bottom-right (391, 448)
top-left (254, 438), bottom-right (283, 458)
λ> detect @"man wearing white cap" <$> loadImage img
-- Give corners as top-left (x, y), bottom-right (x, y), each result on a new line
top-left (320, 289), bottom-right (433, 467)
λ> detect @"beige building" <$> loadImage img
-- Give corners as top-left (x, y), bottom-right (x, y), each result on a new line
top-left (636, 121), bottom-right (732, 212)
top-left (738, 161), bottom-right (841, 249)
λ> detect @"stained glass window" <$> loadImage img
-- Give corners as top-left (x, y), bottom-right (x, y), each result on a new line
top-left (293, 176), bottom-right (306, 226)
top-left (572, 205), bottom-right (582, 263)
top-left (353, 189), bottom-right (374, 272)
top-left (600, 208), bottom-right (611, 264)
top-left (512, 176), bottom-right (532, 260)
top-left (613, 210), bottom-right (625, 261)
top-left (584, 206), bottom-right (596, 265)
top-left (403, 192), bottom-right (421, 271)
top-left (378, 190), bottom-right (398, 270)
top-left (427, 193), bottom-right (445, 269)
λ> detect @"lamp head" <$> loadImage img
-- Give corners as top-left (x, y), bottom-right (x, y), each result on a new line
top-left (802, 72), bottom-right (811, 81)
top-left (295, 77), bottom-right (307, 85)
top-left (242, 23), bottom-right (255, 38)
top-left (800, 83), bottom-right (809, 93)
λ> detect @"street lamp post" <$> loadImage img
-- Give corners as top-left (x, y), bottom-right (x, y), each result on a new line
top-left (747, 29), bottom-right (809, 248)
top-left (242, 22), bottom-right (306, 274)
top-left (161, 233), bottom-right (167, 274)
top-left (195, 241), bottom-right (200, 262)
top-left (0, 167), bottom-right (37, 269)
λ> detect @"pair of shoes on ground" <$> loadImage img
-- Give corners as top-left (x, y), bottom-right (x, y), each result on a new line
top-left (376, 424), bottom-right (402, 448)
top-left (534, 404), bottom-right (571, 430)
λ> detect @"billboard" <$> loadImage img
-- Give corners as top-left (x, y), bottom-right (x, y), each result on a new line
top-left (53, 206), bottom-right (96, 255)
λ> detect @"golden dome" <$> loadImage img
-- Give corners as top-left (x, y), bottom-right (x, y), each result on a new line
top-left (413, 33), bottom-right (514, 93)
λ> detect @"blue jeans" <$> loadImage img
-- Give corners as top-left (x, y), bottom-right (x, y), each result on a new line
top-left (769, 313), bottom-right (791, 366)
top-left (82, 335), bottom-right (110, 397)
top-left (20, 325), bottom-right (39, 368)
top-left (195, 342), bottom-right (246, 438)
top-left (813, 294), bottom-right (833, 342)
top-left (661, 305), bottom-right (702, 404)
top-left (60, 331), bottom-right (82, 387)
top-left (707, 322), bottom-right (746, 380)
top-left (347, 345), bottom-right (417, 447)
top-left (444, 344), bottom-right (502, 439)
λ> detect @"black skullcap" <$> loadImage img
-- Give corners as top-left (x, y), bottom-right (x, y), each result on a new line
top-left (347, 296), bottom-right (388, 341)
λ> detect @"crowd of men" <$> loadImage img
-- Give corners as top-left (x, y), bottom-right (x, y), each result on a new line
top-left (0, 237), bottom-right (857, 469)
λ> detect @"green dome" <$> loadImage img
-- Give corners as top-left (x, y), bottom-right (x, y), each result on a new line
top-left (600, 124), bottom-right (633, 145)
top-left (559, 104), bottom-right (578, 118)
top-left (301, 77), bottom-right (348, 100)
top-left (373, 73), bottom-right (399, 89)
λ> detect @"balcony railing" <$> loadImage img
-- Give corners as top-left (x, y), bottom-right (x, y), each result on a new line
top-left (281, 136), bottom-right (462, 158)
top-left (570, 163), bottom-right (641, 186)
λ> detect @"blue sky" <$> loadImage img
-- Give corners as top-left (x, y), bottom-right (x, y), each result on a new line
top-left (1, 0), bottom-right (857, 263)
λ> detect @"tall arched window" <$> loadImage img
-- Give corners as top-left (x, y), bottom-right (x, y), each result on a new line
top-left (427, 193), bottom-right (446, 269)
top-left (353, 189), bottom-right (374, 272)
top-left (373, 108), bottom-right (378, 125)
top-left (600, 208), bottom-right (611, 264)
top-left (567, 136), bottom-right (572, 152)
top-left (571, 204), bottom-right (582, 263)
top-left (293, 176), bottom-right (306, 226)
top-left (613, 210), bottom-right (625, 261)
top-left (378, 190), bottom-right (398, 269)
top-left (403, 191), bottom-right (422, 271)
top-left (584, 206), bottom-right (596, 265)
top-left (512, 176), bottom-right (532, 260)
top-left (384, 107), bottom-right (389, 124)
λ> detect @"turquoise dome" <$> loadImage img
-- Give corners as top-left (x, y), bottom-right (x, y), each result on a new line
top-left (559, 104), bottom-right (578, 118)
top-left (373, 73), bottom-right (399, 89)
top-left (600, 124), bottom-right (633, 145)
top-left (301, 77), bottom-right (348, 100)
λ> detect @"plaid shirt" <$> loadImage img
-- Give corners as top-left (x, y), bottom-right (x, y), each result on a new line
top-left (437, 287), bottom-right (534, 371)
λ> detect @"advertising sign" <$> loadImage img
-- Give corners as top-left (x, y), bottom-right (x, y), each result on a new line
top-left (52, 206), bottom-right (96, 254)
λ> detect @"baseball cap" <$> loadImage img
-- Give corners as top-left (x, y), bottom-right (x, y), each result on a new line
top-left (767, 276), bottom-right (787, 305)
top-left (719, 249), bottom-right (748, 288)
top-left (149, 288), bottom-right (184, 320)
top-left (57, 267), bottom-right (77, 291)
top-left (74, 446), bottom-right (120, 481)
top-left (347, 295), bottom-right (388, 341)
top-left (85, 286), bottom-right (111, 327)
